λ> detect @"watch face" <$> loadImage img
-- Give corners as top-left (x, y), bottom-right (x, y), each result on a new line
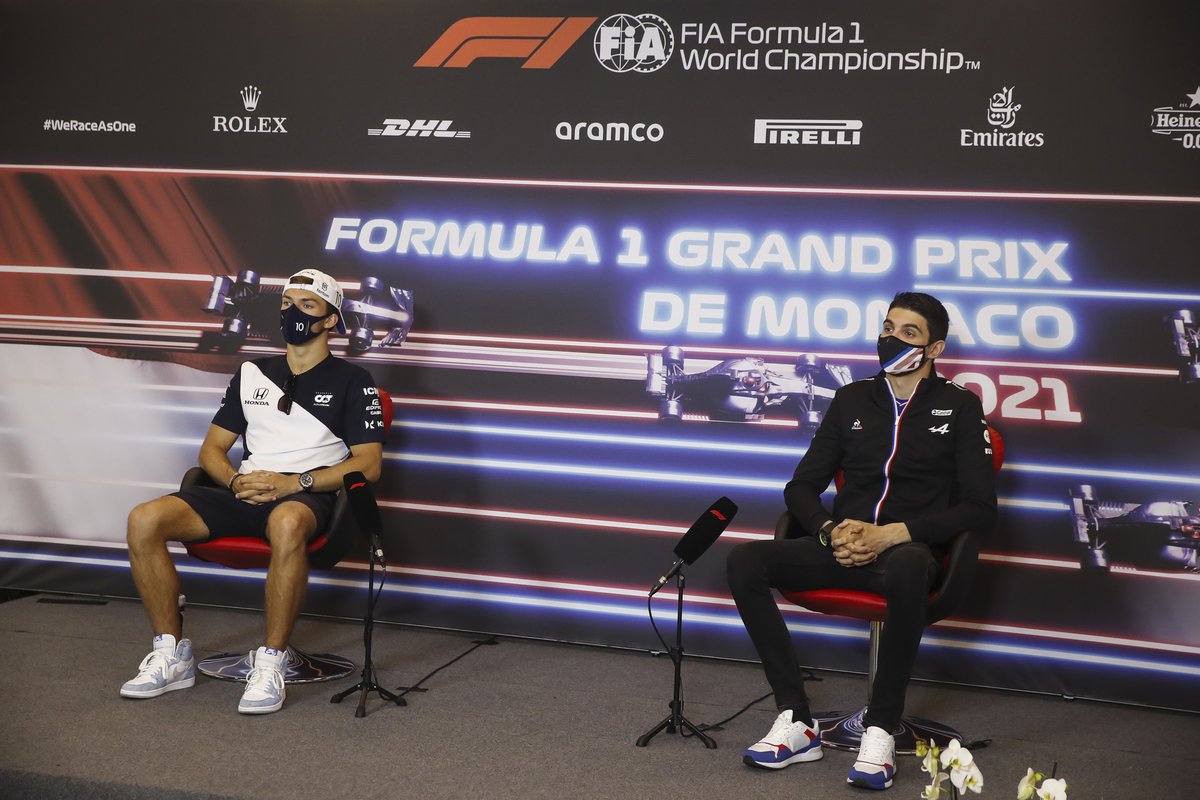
top-left (819, 530), bottom-right (831, 548)
top-left (300, 473), bottom-right (313, 490)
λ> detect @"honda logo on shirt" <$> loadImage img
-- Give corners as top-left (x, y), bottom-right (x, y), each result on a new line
top-left (253, 388), bottom-right (269, 400)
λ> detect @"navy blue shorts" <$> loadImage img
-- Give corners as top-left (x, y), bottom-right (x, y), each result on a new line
top-left (171, 486), bottom-right (337, 542)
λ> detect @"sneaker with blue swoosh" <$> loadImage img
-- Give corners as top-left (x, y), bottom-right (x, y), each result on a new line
top-left (238, 646), bottom-right (287, 714)
top-left (120, 634), bottom-right (195, 698)
top-left (742, 709), bottom-right (823, 769)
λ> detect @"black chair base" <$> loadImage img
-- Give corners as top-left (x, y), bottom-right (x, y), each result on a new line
top-left (198, 645), bottom-right (354, 684)
top-left (815, 706), bottom-right (964, 755)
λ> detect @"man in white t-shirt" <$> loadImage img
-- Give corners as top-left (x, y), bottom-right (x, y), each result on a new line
top-left (121, 269), bottom-right (385, 714)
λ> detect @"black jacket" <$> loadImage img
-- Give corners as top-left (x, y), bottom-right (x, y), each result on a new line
top-left (784, 371), bottom-right (998, 551)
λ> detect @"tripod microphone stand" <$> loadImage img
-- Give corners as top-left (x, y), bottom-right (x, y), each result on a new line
top-left (636, 570), bottom-right (717, 749)
top-left (330, 542), bottom-right (405, 717)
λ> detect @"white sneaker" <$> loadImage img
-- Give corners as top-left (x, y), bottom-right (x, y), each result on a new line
top-left (238, 646), bottom-right (286, 714)
top-left (742, 709), bottom-right (823, 769)
top-left (120, 634), bottom-right (196, 698)
top-left (848, 725), bottom-right (897, 789)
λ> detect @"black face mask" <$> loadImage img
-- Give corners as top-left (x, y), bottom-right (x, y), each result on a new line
top-left (877, 335), bottom-right (929, 375)
top-left (279, 304), bottom-right (331, 345)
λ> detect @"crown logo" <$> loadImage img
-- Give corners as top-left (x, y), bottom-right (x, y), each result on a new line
top-left (240, 85), bottom-right (261, 112)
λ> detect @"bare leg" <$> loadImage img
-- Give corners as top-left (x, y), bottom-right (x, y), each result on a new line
top-left (262, 502), bottom-right (317, 650)
top-left (126, 496), bottom-right (210, 638)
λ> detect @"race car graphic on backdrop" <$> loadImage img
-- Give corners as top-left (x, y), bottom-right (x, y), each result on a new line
top-left (1069, 484), bottom-right (1200, 572)
top-left (645, 345), bottom-right (853, 432)
top-left (1168, 309), bottom-right (1199, 384)
top-left (200, 271), bottom-right (413, 355)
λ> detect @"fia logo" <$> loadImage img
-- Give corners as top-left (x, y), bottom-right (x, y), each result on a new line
top-left (594, 14), bottom-right (674, 73)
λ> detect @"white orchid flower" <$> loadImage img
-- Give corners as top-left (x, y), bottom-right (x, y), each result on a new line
top-left (1037, 777), bottom-right (1068, 800)
top-left (920, 771), bottom-right (948, 799)
top-left (1017, 768), bottom-right (1041, 800)
top-left (921, 747), bottom-right (939, 776)
top-left (954, 762), bottom-right (983, 794)
top-left (939, 738), bottom-right (974, 772)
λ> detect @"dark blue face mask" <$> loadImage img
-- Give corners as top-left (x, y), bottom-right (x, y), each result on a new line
top-left (280, 304), bottom-right (331, 345)
top-left (877, 335), bottom-right (929, 375)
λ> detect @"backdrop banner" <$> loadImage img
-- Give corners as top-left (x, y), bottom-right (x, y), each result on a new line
top-left (1, 1), bottom-right (1197, 712)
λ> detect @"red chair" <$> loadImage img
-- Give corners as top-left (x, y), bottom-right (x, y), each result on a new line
top-left (181, 389), bottom-right (392, 683)
top-left (775, 424), bottom-right (1004, 754)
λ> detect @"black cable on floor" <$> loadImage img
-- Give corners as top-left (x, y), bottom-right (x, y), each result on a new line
top-left (683, 691), bottom-right (774, 735)
top-left (680, 667), bottom-right (818, 736)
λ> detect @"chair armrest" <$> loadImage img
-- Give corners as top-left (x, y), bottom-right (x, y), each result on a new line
top-left (925, 530), bottom-right (980, 623)
top-left (774, 511), bottom-right (806, 541)
top-left (306, 488), bottom-right (354, 570)
top-left (181, 467), bottom-right (218, 491)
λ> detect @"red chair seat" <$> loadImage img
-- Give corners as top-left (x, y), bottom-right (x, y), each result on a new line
top-left (783, 589), bottom-right (891, 621)
top-left (186, 533), bottom-right (330, 570)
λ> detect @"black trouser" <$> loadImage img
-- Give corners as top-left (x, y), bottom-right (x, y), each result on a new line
top-left (726, 536), bottom-right (938, 733)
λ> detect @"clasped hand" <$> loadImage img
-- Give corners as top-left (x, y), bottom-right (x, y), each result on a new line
top-left (830, 520), bottom-right (899, 567)
top-left (232, 471), bottom-right (299, 504)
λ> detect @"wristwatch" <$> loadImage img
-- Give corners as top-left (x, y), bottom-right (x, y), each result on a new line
top-left (298, 472), bottom-right (315, 492)
top-left (817, 521), bottom-right (837, 549)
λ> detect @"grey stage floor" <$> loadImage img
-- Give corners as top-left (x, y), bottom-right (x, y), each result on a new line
top-left (0, 593), bottom-right (1193, 799)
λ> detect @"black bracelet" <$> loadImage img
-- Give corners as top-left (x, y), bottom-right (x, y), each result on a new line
top-left (227, 473), bottom-right (240, 492)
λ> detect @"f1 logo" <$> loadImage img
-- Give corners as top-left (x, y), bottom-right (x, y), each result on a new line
top-left (415, 17), bottom-right (596, 69)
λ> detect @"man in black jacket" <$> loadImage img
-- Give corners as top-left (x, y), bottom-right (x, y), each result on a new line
top-left (727, 292), bottom-right (997, 790)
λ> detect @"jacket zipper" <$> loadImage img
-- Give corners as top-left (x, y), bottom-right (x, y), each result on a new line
top-left (872, 378), bottom-right (919, 524)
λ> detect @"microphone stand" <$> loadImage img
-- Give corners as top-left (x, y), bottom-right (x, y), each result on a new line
top-left (636, 570), bottom-right (717, 749)
top-left (330, 540), bottom-right (406, 717)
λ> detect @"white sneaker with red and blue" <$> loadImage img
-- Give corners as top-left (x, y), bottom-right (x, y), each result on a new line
top-left (238, 646), bottom-right (286, 715)
top-left (120, 634), bottom-right (196, 698)
top-left (848, 725), bottom-right (897, 789)
top-left (742, 709), bottom-right (823, 769)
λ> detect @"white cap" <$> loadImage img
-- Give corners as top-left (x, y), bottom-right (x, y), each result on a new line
top-left (284, 269), bottom-right (346, 333)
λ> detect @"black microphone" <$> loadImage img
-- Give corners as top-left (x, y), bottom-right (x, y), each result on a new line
top-left (650, 497), bottom-right (738, 596)
top-left (343, 471), bottom-right (385, 564)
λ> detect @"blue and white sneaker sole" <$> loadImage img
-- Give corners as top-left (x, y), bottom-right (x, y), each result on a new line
top-left (742, 746), bottom-right (824, 769)
top-left (238, 697), bottom-right (284, 715)
top-left (847, 769), bottom-right (894, 790)
top-left (120, 674), bottom-right (196, 699)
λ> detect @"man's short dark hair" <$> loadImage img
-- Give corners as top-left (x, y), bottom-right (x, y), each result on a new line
top-left (888, 292), bottom-right (949, 343)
